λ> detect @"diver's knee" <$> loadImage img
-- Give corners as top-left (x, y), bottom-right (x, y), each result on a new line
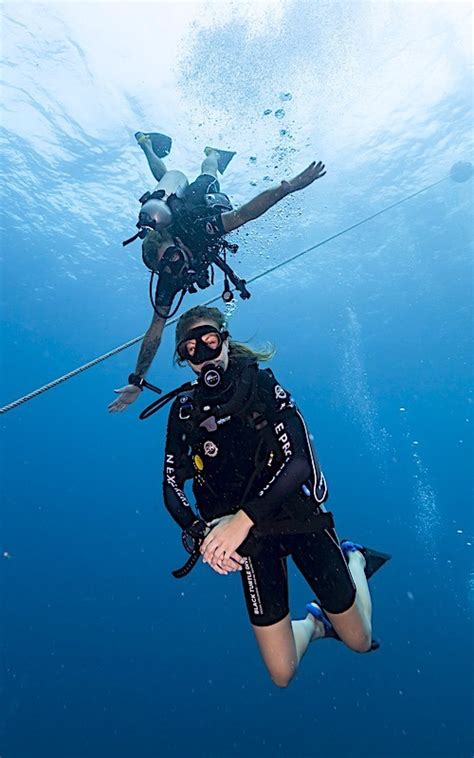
top-left (345, 630), bottom-right (372, 654)
top-left (270, 667), bottom-right (296, 688)
top-left (271, 674), bottom-right (292, 689)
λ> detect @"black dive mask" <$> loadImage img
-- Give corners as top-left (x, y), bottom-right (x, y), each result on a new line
top-left (177, 325), bottom-right (229, 366)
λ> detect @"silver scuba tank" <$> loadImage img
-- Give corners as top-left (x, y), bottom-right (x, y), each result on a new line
top-left (138, 170), bottom-right (189, 230)
top-left (153, 169), bottom-right (189, 200)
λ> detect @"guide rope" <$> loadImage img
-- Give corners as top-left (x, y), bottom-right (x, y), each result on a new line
top-left (0, 176), bottom-right (446, 415)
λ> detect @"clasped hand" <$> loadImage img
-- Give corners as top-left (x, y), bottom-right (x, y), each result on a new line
top-left (200, 512), bottom-right (253, 576)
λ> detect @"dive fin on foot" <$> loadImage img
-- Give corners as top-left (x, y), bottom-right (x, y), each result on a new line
top-left (205, 147), bottom-right (236, 173)
top-left (149, 133), bottom-right (172, 158)
top-left (363, 547), bottom-right (391, 580)
top-left (340, 540), bottom-right (391, 580)
top-left (135, 131), bottom-right (172, 158)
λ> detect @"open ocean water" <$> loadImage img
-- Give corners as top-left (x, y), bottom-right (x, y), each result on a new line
top-left (1, 2), bottom-right (473, 757)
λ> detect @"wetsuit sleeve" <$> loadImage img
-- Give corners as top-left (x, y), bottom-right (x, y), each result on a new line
top-left (240, 369), bottom-right (323, 528)
top-left (163, 399), bottom-right (198, 530)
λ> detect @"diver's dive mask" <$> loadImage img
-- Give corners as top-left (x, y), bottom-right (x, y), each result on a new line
top-left (177, 325), bottom-right (229, 366)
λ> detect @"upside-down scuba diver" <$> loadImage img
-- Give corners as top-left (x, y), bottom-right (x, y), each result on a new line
top-left (137, 304), bottom-right (391, 688)
top-left (108, 132), bottom-right (326, 413)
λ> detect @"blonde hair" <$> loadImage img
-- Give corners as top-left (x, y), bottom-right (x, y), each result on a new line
top-left (174, 305), bottom-right (275, 366)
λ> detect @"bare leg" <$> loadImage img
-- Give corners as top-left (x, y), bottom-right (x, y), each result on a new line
top-left (252, 613), bottom-right (326, 688)
top-left (347, 549), bottom-right (372, 620)
top-left (201, 148), bottom-right (219, 178)
top-left (325, 550), bottom-right (373, 653)
top-left (137, 133), bottom-right (167, 181)
top-left (251, 551), bottom-right (374, 687)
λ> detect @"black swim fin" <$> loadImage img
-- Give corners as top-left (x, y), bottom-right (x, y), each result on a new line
top-left (205, 147), bottom-right (236, 174)
top-left (341, 541), bottom-right (391, 579)
top-left (362, 547), bottom-right (391, 579)
top-left (135, 131), bottom-right (172, 158)
top-left (149, 132), bottom-right (172, 158)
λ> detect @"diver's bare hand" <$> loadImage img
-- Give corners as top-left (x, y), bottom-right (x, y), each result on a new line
top-left (281, 161), bottom-right (326, 194)
top-left (202, 550), bottom-right (242, 575)
top-left (202, 514), bottom-right (247, 574)
top-left (207, 553), bottom-right (244, 575)
top-left (108, 384), bottom-right (141, 413)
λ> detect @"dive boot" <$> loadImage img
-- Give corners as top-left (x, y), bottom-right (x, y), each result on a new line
top-left (306, 601), bottom-right (340, 640)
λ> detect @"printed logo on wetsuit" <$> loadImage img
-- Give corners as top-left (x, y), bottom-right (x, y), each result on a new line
top-left (274, 385), bottom-right (287, 401)
top-left (204, 369), bottom-right (221, 388)
top-left (203, 440), bottom-right (219, 458)
top-left (193, 454), bottom-right (204, 471)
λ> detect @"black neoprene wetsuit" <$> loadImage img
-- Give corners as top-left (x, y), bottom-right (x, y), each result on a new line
top-left (163, 360), bottom-right (356, 625)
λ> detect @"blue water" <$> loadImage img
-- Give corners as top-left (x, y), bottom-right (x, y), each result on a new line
top-left (1, 3), bottom-right (473, 757)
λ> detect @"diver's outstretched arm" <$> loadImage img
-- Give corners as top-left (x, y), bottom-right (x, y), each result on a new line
top-left (221, 160), bottom-right (326, 233)
top-left (108, 306), bottom-right (170, 413)
top-left (134, 306), bottom-right (169, 377)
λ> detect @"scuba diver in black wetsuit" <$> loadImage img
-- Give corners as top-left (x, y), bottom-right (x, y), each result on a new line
top-left (143, 304), bottom-right (391, 688)
top-left (108, 131), bottom-right (326, 413)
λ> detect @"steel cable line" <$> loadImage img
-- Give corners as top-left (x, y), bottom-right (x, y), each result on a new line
top-left (0, 175), bottom-right (448, 415)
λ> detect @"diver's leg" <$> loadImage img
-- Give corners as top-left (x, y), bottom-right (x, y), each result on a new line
top-left (241, 544), bottom-right (326, 688)
top-left (203, 146), bottom-right (236, 174)
top-left (252, 613), bottom-right (327, 688)
top-left (200, 149), bottom-right (219, 178)
top-left (326, 549), bottom-right (372, 652)
top-left (292, 528), bottom-right (372, 654)
top-left (136, 133), bottom-right (167, 181)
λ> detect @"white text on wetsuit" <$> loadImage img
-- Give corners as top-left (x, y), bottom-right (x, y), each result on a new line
top-left (257, 420), bottom-right (293, 498)
top-left (275, 422), bottom-right (292, 458)
top-left (165, 454), bottom-right (192, 510)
